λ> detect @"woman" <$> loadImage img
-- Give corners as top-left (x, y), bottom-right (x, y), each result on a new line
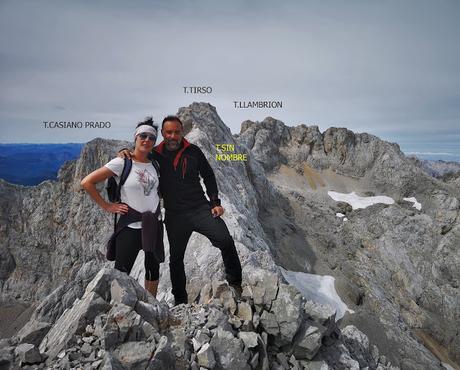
top-left (81, 118), bottom-right (162, 297)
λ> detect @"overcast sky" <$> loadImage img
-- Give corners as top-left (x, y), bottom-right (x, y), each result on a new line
top-left (1, 0), bottom-right (459, 155)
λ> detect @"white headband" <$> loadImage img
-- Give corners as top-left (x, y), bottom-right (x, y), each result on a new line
top-left (135, 125), bottom-right (157, 140)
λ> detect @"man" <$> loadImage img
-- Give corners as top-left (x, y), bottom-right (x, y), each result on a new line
top-left (122, 116), bottom-right (242, 305)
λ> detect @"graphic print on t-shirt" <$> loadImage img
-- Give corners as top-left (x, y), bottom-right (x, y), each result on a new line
top-left (136, 168), bottom-right (157, 196)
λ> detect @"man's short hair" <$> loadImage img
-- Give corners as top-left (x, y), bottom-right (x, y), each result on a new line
top-left (162, 115), bottom-right (183, 129)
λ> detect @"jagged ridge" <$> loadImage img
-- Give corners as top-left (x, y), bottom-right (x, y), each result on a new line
top-left (0, 102), bottom-right (458, 369)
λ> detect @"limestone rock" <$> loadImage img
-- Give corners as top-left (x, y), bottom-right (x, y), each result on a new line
top-left (112, 341), bottom-right (155, 369)
top-left (210, 327), bottom-right (250, 369)
top-left (14, 343), bottom-right (42, 365)
top-left (39, 290), bottom-right (110, 359)
top-left (303, 300), bottom-right (336, 336)
top-left (0, 346), bottom-right (14, 368)
top-left (134, 300), bottom-right (170, 331)
top-left (292, 323), bottom-right (324, 360)
top-left (270, 283), bottom-right (303, 345)
top-left (147, 335), bottom-right (176, 370)
top-left (17, 320), bottom-right (52, 347)
top-left (238, 331), bottom-right (258, 349)
top-left (341, 325), bottom-right (377, 369)
top-left (110, 278), bottom-right (138, 308)
top-left (197, 342), bottom-right (216, 369)
top-left (259, 310), bottom-right (279, 337)
top-left (237, 301), bottom-right (253, 322)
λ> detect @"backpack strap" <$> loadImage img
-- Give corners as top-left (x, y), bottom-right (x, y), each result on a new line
top-left (151, 158), bottom-right (160, 174)
top-left (116, 158), bottom-right (132, 202)
top-left (151, 158), bottom-right (161, 197)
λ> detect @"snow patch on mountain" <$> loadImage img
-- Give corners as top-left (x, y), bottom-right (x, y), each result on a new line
top-left (328, 191), bottom-right (395, 209)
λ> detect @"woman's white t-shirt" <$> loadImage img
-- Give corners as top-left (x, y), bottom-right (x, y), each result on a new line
top-left (105, 157), bottom-right (159, 229)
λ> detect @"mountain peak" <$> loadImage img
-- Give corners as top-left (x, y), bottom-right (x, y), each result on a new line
top-left (1, 104), bottom-right (458, 369)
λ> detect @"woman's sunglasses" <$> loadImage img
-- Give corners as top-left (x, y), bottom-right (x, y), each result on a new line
top-left (138, 133), bottom-right (156, 141)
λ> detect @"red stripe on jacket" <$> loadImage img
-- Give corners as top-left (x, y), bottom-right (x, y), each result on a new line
top-left (154, 138), bottom-right (191, 171)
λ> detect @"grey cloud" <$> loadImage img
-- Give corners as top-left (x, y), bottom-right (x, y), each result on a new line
top-left (0, 0), bottom-right (458, 154)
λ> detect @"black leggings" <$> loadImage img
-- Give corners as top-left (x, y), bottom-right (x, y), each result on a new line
top-left (114, 227), bottom-right (160, 281)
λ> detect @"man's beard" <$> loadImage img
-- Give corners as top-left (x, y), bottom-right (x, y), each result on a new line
top-left (165, 139), bottom-right (180, 150)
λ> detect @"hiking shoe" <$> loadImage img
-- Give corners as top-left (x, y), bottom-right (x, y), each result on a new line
top-left (229, 283), bottom-right (243, 299)
top-left (174, 298), bottom-right (188, 306)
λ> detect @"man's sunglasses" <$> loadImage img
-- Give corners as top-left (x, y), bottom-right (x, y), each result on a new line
top-left (138, 133), bottom-right (156, 141)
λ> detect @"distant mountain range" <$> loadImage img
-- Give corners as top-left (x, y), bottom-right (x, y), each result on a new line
top-left (406, 155), bottom-right (460, 177)
top-left (1, 143), bottom-right (459, 187)
top-left (0, 143), bottom-right (84, 185)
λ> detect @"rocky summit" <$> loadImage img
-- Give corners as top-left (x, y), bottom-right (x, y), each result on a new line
top-left (2, 266), bottom-right (399, 370)
top-left (0, 102), bottom-right (459, 369)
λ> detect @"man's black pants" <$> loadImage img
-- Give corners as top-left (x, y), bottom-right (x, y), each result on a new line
top-left (165, 206), bottom-right (242, 304)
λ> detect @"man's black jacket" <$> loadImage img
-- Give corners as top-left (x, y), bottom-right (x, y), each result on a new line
top-left (150, 138), bottom-right (221, 213)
